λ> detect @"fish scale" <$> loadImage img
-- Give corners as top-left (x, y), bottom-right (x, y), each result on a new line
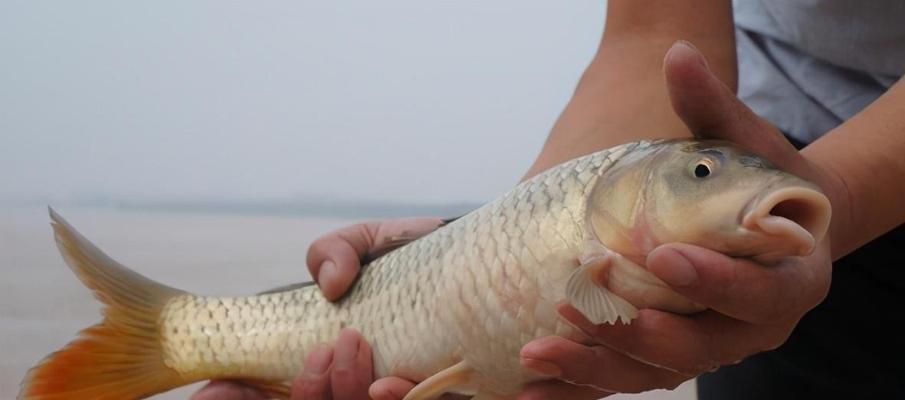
top-left (152, 142), bottom-right (633, 396)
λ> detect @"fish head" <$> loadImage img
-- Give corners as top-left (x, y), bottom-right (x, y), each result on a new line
top-left (588, 139), bottom-right (831, 264)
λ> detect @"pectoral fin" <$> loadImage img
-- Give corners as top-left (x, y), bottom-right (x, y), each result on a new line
top-left (565, 254), bottom-right (638, 325)
top-left (402, 361), bottom-right (477, 400)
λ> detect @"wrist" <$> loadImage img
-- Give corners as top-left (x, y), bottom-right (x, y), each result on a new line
top-left (802, 141), bottom-right (857, 260)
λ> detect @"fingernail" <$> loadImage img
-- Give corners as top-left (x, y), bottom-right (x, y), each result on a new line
top-left (520, 357), bottom-right (562, 378)
top-left (303, 345), bottom-right (333, 377)
top-left (652, 248), bottom-right (699, 287)
top-left (319, 260), bottom-right (336, 279)
top-left (334, 332), bottom-right (358, 370)
top-left (318, 260), bottom-right (338, 287)
top-left (668, 40), bottom-right (710, 71)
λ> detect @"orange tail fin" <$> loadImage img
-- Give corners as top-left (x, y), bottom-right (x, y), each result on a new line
top-left (19, 209), bottom-right (191, 400)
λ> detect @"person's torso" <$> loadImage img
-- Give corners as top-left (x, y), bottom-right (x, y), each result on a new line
top-left (734, 0), bottom-right (905, 142)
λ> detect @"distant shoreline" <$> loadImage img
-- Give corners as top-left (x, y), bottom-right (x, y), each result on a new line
top-left (0, 199), bottom-right (483, 220)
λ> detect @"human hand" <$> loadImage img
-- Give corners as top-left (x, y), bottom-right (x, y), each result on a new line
top-left (189, 328), bottom-right (387, 400)
top-left (306, 218), bottom-right (447, 301)
top-left (305, 217), bottom-right (456, 399)
top-left (517, 41), bottom-right (846, 398)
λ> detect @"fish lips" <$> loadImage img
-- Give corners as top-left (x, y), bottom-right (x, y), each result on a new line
top-left (739, 183), bottom-right (832, 263)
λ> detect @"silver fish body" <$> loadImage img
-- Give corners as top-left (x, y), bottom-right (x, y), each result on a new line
top-left (159, 141), bottom-right (635, 396)
top-left (20, 139), bottom-right (832, 400)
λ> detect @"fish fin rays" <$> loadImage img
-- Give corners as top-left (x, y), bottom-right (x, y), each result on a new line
top-left (565, 253), bottom-right (638, 325)
top-left (363, 217), bottom-right (463, 264)
top-left (363, 222), bottom-right (451, 264)
top-left (18, 209), bottom-right (189, 400)
top-left (402, 361), bottom-right (478, 400)
top-left (257, 281), bottom-right (316, 295)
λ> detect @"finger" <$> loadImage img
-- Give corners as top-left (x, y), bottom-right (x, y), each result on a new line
top-left (646, 243), bottom-right (831, 324)
top-left (662, 41), bottom-right (801, 170)
top-left (517, 379), bottom-right (611, 400)
top-left (307, 219), bottom-right (443, 300)
top-left (307, 222), bottom-right (379, 300)
top-left (368, 377), bottom-right (416, 400)
top-left (331, 329), bottom-right (374, 400)
top-left (560, 305), bottom-right (789, 375)
top-left (191, 380), bottom-right (269, 400)
top-left (520, 336), bottom-right (688, 393)
top-left (291, 345), bottom-right (335, 400)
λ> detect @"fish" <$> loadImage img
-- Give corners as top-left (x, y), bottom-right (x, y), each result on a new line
top-left (19, 139), bottom-right (831, 400)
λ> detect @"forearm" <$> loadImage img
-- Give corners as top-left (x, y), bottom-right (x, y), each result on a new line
top-left (803, 77), bottom-right (905, 259)
top-left (524, 0), bottom-right (736, 178)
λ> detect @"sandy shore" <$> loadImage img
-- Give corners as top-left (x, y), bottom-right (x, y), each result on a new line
top-left (0, 206), bottom-right (693, 399)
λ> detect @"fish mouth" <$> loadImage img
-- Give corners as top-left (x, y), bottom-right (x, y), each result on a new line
top-left (740, 183), bottom-right (832, 262)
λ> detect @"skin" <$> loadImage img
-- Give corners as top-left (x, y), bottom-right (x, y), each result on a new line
top-left (193, 1), bottom-right (905, 398)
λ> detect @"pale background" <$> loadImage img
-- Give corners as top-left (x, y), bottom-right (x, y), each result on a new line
top-left (0, 1), bottom-right (694, 399)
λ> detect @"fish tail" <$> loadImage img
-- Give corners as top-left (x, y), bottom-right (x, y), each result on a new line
top-left (18, 208), bottom-right (190, 400)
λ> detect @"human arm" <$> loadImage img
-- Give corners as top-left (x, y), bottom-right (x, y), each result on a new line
top-left (802, 78), bottom-right (905, 258)
top-left (523, 0), bottom-right (736, 178)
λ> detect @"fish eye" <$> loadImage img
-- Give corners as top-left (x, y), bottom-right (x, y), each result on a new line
top-left (691, 158), bottom-right (715, 179)
top-left (694, 163), bottom-right (710, 178)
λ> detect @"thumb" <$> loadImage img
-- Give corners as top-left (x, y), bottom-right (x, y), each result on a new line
top-left (663, 41), bottom-right (799, 169)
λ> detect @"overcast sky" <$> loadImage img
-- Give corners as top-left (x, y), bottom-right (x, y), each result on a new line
top-left (0, 1), bottom-right (606, 205)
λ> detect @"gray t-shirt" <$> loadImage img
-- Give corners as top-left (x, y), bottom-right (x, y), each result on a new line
top-left (734, 0), bottom-right (905, 143)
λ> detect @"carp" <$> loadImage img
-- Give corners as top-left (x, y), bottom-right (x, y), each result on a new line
top-left (19, 139), bottom-right (831, 400)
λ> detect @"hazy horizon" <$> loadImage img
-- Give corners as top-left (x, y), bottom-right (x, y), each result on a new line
top-left (1, 1), bottom-right (607, 208)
